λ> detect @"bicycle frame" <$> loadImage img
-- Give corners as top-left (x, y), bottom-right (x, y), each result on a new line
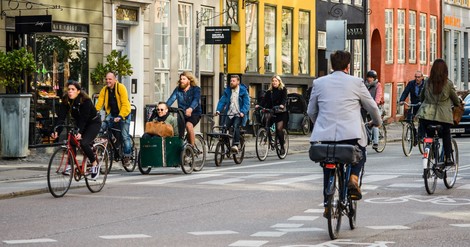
top-left (325, 162), bottom-right (352, 210)
top-left (64, 128), bottom-right (89, 176)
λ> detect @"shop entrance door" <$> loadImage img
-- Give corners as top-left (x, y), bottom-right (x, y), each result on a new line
top-left (116, 26), bottom-right (130, 89)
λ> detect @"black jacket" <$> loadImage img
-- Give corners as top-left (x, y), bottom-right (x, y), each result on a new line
top-left (399, 79), bottom-right (425, 104)
top-left (57, 94), bottom-right (100, 134)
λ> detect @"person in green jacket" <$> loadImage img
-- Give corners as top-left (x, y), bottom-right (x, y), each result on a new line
top-left (95, 72), bottom-right (133, 166)
top-left (417, 59), bottom-right (460, 165)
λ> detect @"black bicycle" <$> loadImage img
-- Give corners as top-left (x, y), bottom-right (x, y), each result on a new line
top-left (422, 125), bottom-right (459, 194)
top-left (309, 143), bottom-right (362, 240)
top-left (401, 102), bottom-right (424, 156)
top-left (255, 107), bottom-right (289, 161)
top-left (207, 114), bottom-right (246, 166)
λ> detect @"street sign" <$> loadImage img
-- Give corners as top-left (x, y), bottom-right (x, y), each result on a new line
top-left (326, 20), bottom-right (347, 58)
top-left (205, 26), bottom-right (231, 44)
top-left (347, 23), bottom-right (365, 40)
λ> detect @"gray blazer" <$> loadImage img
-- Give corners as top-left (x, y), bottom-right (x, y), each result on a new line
top-left (307, 71), bottom-right (382, 147)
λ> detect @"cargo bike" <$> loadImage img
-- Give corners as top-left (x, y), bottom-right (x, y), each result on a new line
top-left (137, 106), bottom-right (206, 174)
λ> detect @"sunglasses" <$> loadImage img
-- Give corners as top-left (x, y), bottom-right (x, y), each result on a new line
top-left (156, 108), bottom-right (166, 112)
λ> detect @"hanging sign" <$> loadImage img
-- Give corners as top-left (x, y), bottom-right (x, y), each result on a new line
top-left (15, 15), bottom-right (52, 33)
top-left (205, 26), bottom-right (231, 44)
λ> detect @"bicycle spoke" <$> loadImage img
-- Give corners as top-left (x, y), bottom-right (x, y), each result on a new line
top-left (47, 147), bottom-right (73, 198)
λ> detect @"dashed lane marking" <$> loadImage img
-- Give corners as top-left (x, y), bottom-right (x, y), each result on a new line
top-left (200, 174), bottom-right (279, 185)
top-left (250, 231), bottom-right (286, 237)
top-left (366, 225), bottom-right (411, 230)
top-left (188, 230), bottom-right (238, 235)
top-left (229, 240), bottom-right (269, 247)
top-left (362, 175), bottom-right (399, 183)
top-left (276, 227), bottom-right (324, 232)
top-left (270, 223), bottom-right (303, 228)
top-left (260, 174), bottom-right (322, 185)
top-left (3, 239), bottom-right (57, 244)
top-left (99, 234), bottom-right (151, 239)
top-left (387, 183), bottom-right (423, 188)
top-left (134, 173), bottom-right (223, 185)
top-left (457, 184), bottom-right (470, 190)
top-left (450, 224), bottom-right (470, 227)
top-left (287, 216), bottom-right (318, 221)
top-left (304, 208), bottom-right (324, 213)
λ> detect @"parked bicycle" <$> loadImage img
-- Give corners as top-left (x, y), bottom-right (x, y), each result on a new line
top-left (422, 125), bottom-right (459, 194)
top-left (364, 121), bottom-right (386, 153)
top-left (309, 143), bottom-right (363, 240)
top-left (206, 114), bottom-right (246, 166)
top-left (401, 102), bottom-right (424, 156)
top-left (255, 107), bottom-right (289, 161)
top-left (47, 125), bottom-right (109, 198)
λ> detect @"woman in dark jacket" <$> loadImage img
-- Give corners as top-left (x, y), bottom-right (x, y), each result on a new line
top-left (52, 81), bottom-right (102, 179)
top-left (257, 75), bottom-right (289, 154)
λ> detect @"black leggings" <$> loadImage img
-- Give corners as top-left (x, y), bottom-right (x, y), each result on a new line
top-left (77, 121), bottom-right (101, 164)
top-left (420, 119), bottom-right (453, 157)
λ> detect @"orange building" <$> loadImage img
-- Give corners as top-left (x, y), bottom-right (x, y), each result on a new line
top-left (368, 0), bottom-right (441, 122)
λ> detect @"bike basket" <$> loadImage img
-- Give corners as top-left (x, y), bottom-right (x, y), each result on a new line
top-left (423, 137), bottom-right (433, 144)
top-left (309, 143), bottom-right (363, 164)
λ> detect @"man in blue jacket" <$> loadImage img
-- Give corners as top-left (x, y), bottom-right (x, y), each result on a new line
top-left (215, 75), bottom-right (250, 153)
top-left (399, 70), bottom-right (425, 119)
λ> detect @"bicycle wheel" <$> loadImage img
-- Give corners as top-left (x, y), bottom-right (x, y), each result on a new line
top-left (47, 147), bottom-right (74, 198)
top-left (348, 199), bottom-right (357, 230)
top-left (401, 123), bottom-right (413, 156)
top-left (424, 146), bottom-right (437, 195)
top-left (301, 116), bottom-right (311, 135)
top-left (192, 134), bottom-right (207, 172)
top-left (375, 124), bottom-right (387, 153)
top-left (255, 128), bottom-right (269, 161)
top-left (181, 144), bottom-right (195, 174)
top-left (122, 138), bottom-right (137, 172)
top-left (137, 150), bottom-right (152, 174)
top-left (106, 142), bottom-right (114, 174)
top-left (275, 129), bottom-right (289, 159)
top-left (214, 141), bottom-right (225, 166)
top-left (86, 144), bottom-right (109, 193)
top-left (327, 171), bottom-right (341, 240)
top-left (444, 139), bottom-right (459, 189)
top-left (233, 136), bottom-right (245, 164)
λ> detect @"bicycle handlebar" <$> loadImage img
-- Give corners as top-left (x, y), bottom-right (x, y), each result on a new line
top-left (401, 102), bottom-right (421, 107)
top-left (54, 125), bottom-right (79, 133)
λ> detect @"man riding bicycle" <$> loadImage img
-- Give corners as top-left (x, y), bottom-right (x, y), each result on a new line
top-left (95, 71), bottom-right (133, 167)
top-left (215, 75), bottom-right (250, 153)
top-left (307, 51), bottom-right (381, 217)
top-left (399, 70), bottom-right (425, 142)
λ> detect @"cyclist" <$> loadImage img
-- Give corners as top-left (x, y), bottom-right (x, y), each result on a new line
top-left (166, 71), bottom-right (202, 146)
top-left (416, 59), bottom-right (460, 166)
top-left (215, 75), bottom-right (250, 153)
top-left (51, 81), bottom-right (102, 179)
top-left (95, 71), bottom-right (133, 167)
top-left (399, 70), bottom-right (425, 143)
top-left (363, 70), bottom-right (383, 149)
top-left (256, 75), bottom-right (289, 155)
top-left (307, 51), bottom-right (381, 217)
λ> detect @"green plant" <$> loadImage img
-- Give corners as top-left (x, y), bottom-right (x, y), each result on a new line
top-left (0, 48), bottom-right (37, 93)
top-left (91, 50), bottom-right (133, 84)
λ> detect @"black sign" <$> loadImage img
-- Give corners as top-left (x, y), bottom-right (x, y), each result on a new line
top-left (205, 26), bottom-right (231, 44)
top-left (347, 23), bottom-right (365, 40)
top-left (15, 15), bottom-right (52, 33)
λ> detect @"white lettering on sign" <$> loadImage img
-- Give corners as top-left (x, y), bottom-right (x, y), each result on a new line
top-left (212, 34), bottom-right (224, 39)
top-left (35, 22), bottom-right (45, 27)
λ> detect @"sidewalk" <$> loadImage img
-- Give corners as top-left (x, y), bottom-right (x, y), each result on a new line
top-left (0, 122), bottom-right (403, 199)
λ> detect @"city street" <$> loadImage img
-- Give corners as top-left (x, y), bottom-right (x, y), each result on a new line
top-left (1, 137), bottom-right (470, 246)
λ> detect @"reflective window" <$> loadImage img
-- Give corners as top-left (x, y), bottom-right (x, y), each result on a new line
top-left (178, 3), bottom-right (192, 70)
top-left (282, 8), bottom-right (293, 74)
top-left (397, 10), bottom-right (405, 63)
top-left (154, 1), bottom-right (170, 69)
top-left (298, 10), bottom-right (310, 74)
top-left (264, 5), bottom-right (276, 73)
top-left (430, 16), bottom-right (437, 63)
top-left (385, 9), bottom-right (393, 63)
top-left (245, 3), bottom-right (258, 72)
top-left (409, 11), bottom-right (416, 63)
top-left (419, 13), bottom-right (427, 64)
top-left (200, 6), bottom-right (214, 72)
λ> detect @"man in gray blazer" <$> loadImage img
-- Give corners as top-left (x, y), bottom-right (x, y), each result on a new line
top-left (307, 50), bottom-right (382, 216)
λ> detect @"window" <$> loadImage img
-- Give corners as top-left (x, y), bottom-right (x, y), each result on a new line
top-left (453, 31), bottom-right (461, 84)
top-left (355, 0), bottom-right (363, 6)
top-left (178, 3), bottom-right (192, 70)
top-left (396, 83), bottom-right (404, 115)
top-left (298, 10), bottom-right (310, 74)
top-left (353, 40), bottom-right (363, 78)
top-left (154, 1), bottom-right (170, 69)
top-left (419, 13), bottom-right (427, 64)
top-left (385, 9), bottom-right (393, 63)
top-left (282, 8), bottom-right (293, 74)
top-left (245, 3), bottom-right (258, 72)
top-left (343, 0), bottom-right (351, 4)
top-left (200, 6), bottom-right (214, 72)
top-left (397, 10), bottom-right (405, 63)
top-left (384, 83), bottom-right (392, 118)
top-left (430, 15), bottom-right (437, 63)
top-left (154, 72), bottom-right (170, 102)
top-left (264, 5), bottom-right (276, 73)
top-left (409, 11), bottom-right (416, 63)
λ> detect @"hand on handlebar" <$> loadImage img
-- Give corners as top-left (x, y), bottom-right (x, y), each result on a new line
top-left (51, 132), bottom-right (58, 139)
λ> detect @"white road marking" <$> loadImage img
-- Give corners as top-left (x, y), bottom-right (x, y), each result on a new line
top-left (450, 224), bottom-right (470, 227)
top-left (229, 240), bottom-right (269, 247)
top-left (457, 184), bottom-right (470, 190)
top-left (361, 184), bottom-right (379, 190)
top-left (366, 225), bottom-right (411, 230)
top-left (99, 234), bottom-right (151, 239)
top-left (304, 208), bottom-right (324, 213)
top-left (363, 175), bottom-right (399, 183)
top-left (287, 216), bottom-right (318, 221)
top-left (271, 223), bottom-right (303, 228)
top-left (251, 231), bottom-right (286, 237)
top-left (200, 174), bottom-right (279, 185)
top-left (188, 230), bottom-right (238, 235)
top-left (205, 161), bottom-right (296, 173)
top-left (134, 173), bottom-right (222, 185)
top-left (3, 239), bottom-right (57, 244)
top-left (387, 183), bottom-right (423, 188)
top-left (277, 227), bottom-right (324, 232)
top-left (260, 174), bottom-right (322, 185)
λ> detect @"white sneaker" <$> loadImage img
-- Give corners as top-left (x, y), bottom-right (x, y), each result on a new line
top-left (89, 163), bottom-right (101, 180)
top-left (231, 145), bottom-right (239, 153)
top-left (63, 167), bottom-right (72, 176)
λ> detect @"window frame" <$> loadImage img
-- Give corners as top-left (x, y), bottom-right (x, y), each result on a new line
top-left (385, 9), bottom-right (394, 64)
top-left (408, 10), bottom-right (416, 63)
top-left (419, 13), bottom-right (427, 65)
top-left (397, 9), bottom-right (406, 63)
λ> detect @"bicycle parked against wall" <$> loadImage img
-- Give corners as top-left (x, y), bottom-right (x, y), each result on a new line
top-left (422, 125), bottom-right (459, 194)
top-left (255, 107), bottom-right (289, 161)
top-left (47, 125), bottom-right (109, 198)
top-left (401, 102), bottom-right (424, 156)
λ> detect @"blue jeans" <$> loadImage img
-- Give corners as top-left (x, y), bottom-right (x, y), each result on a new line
top-left (103, 114), bottom-right (132, 156)
top-left (224, 116), bottom-right (242, 146)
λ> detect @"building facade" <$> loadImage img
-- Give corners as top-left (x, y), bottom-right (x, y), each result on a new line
top-left (368, 0), bottom-right (441, 122)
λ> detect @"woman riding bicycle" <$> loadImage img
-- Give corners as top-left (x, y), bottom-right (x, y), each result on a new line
top-left (416, 59), bottom-right (460, 166)
top-left (256, 75), bottom-right (289, 155)
top-left (51, 81), bottom-right (102, 179)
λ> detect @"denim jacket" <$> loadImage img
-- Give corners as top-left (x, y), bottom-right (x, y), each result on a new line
top-left (216, 83), bottom-right (250, 126)
top-left (166, 86), bottom-right (202, 115)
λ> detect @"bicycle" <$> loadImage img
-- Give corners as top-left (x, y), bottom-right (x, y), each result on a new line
top-left (309, 143), bottom-right (363, 240)
top-left (206, 114), bottom-right (246, 166)
top-left (401, 102), bottom-right (424, 156)
top-left (422, 125), bottom-right (459, 195)
top-left (364, 121), bottom-right (386, 153)
top-left (97, 119), bottom-right (137, 173)
top-left (47, 125), bottom-right (109, 198)
top-left (184, 132), bottom-right (207, 172)
top-left (255, 107), bottom-right (289, 161)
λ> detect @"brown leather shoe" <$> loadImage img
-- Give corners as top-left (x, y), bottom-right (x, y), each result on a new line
top-left (348, 174), bottom-right (362, 200)
top-left (323, 207), bottom-right (328, 218)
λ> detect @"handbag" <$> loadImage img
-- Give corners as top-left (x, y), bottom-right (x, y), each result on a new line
top-left (309, 143), bottom-right (363, 164)
top-left (453, 101), bottom-right (465, 125)
top-left (145, 121), bottom-right (174, 137)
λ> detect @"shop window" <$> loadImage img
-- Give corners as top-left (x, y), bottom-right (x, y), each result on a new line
top-left (298, 10), bottom-right (310, 75)
top-left (282, 8), bottom-right (293, 74)
top-left (264, 5), bottom-right (276, 73)
top-left (245, 3), bottom-right (258, 72)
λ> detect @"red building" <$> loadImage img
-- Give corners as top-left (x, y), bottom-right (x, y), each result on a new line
top-left (368, 0), bottom-right (441, 122)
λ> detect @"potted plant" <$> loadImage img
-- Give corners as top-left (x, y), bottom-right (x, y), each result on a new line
top-left (0, 47), bottom-right (37, 158)
top-left (91, 50), bottom-right (133, 85)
